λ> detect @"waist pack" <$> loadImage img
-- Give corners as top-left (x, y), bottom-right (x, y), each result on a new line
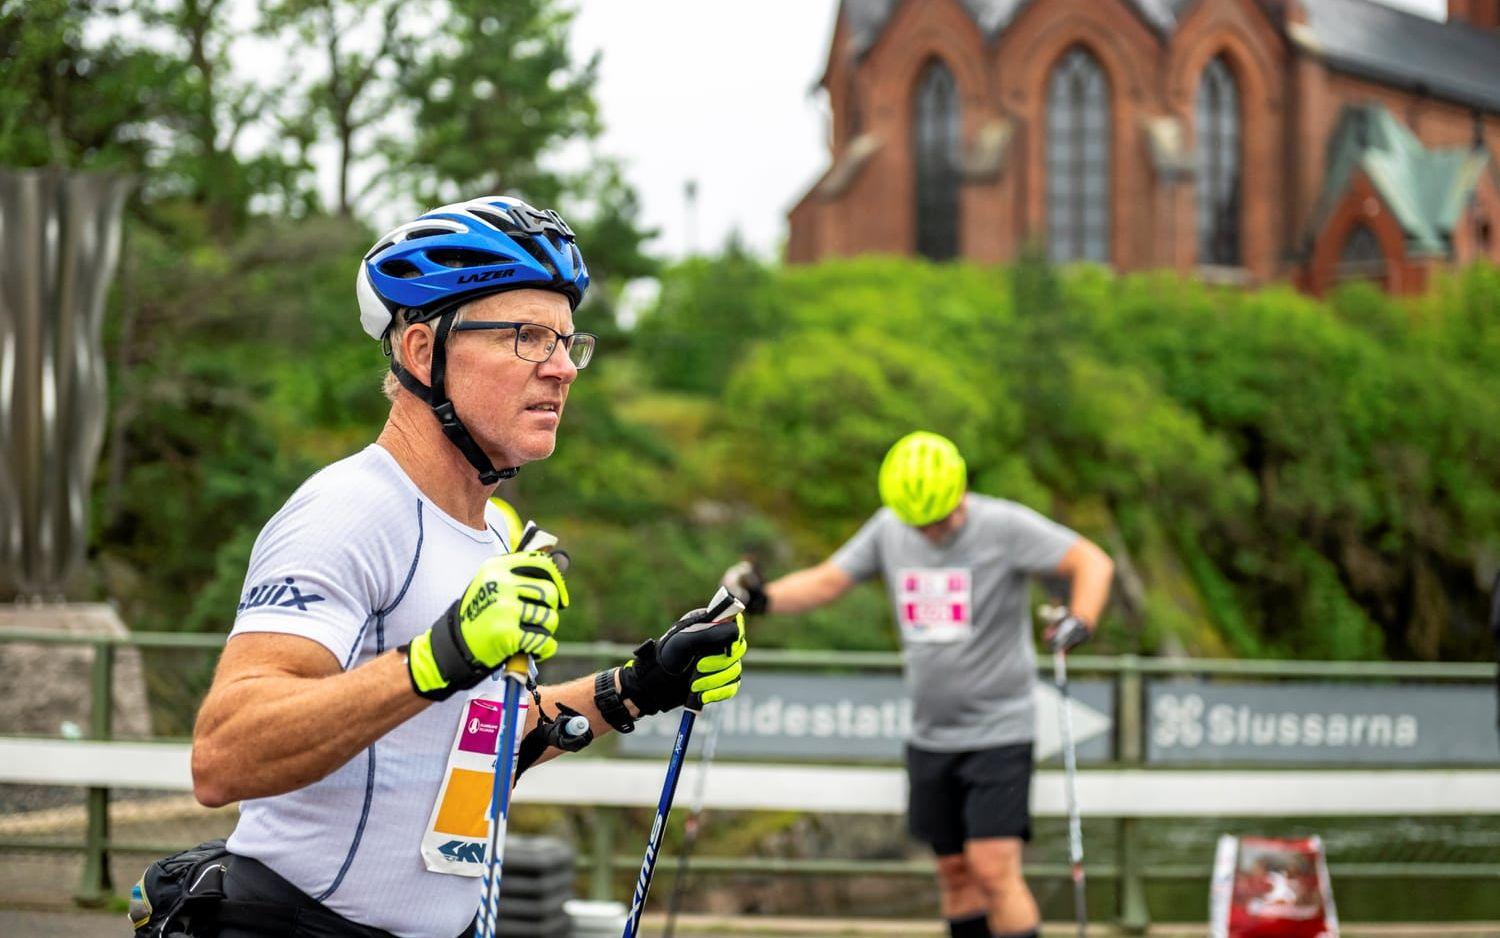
top-left (129, 839), bottom-right (231, 938)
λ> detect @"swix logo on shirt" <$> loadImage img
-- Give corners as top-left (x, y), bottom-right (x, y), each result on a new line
top-left (237, 576), bottom-right (326, 613)
top-left (896, 568), bottom-right (973, 644)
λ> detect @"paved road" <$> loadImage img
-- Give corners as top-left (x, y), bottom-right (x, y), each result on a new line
top-left (7, 908), bottom-right (1500, 938)
top-left (2, 908), bottom-right (127, 937)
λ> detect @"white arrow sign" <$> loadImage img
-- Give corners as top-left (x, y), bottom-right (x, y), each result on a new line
top-left (1032, 682), bottom-right (1111, 761)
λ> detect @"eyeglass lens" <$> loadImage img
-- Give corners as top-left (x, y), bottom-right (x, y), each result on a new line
top-left (515, 323), bottom-right (594, 368)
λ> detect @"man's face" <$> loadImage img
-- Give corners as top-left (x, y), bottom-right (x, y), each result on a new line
top-left (915, 496), bottom-right (967, 545)
top-left (442, 288), bottom-right (578, 471)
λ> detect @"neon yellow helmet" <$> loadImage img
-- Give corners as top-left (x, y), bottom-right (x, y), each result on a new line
top-left (878, 431), bottom-right (967, 526)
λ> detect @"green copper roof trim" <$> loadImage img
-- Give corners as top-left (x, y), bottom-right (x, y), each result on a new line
top-left (1313, 104), bottom-right (1490, 259)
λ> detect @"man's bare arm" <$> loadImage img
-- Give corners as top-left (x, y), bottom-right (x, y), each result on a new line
top-left (1055, 537), bottom-right (1114, 626)
top-left (193, 631), bottom-right (651, 799)
top-left (191, 633), bottom-right (430, 808)
top-left (520, 670), bottom-right (642, 769)
top-left (764, 561), bottom-right (857, 614)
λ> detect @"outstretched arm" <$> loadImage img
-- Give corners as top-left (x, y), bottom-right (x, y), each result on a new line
top-left (764, 560), bottom-right (857, 614)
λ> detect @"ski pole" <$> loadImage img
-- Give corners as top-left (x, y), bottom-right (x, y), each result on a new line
top-left (661, 704), bottom-right (722, 938)
top-left (477, 523), bottom-right (569, 938)
top-left (1054, 644), bottom-right (1088, 938)
top-left (622, 587), bottom-right (744, 938)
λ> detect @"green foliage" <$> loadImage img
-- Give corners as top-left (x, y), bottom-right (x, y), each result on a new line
top-left (389, 0), bottom-right (598, 206)
top-left (92, 213), bottom-right (369, 631)
top-left (724, 324), bottom-right (1013, 542)
top-left (0, 0), bottom-right (175, 172)
top-left (633, 241), bottom-right (777, 394)
top-left (1046, 270), bottom-right (1500, 657)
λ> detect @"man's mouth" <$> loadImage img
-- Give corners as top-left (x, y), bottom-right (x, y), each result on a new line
top-left (525, 402), bottom-right (560, 414)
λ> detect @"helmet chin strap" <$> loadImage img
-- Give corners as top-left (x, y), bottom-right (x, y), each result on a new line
top-left (390, 307), bottom-right (519, 485)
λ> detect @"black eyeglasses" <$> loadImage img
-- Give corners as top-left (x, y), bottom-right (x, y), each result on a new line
top-left (450, 321), bottom-right (597, 369)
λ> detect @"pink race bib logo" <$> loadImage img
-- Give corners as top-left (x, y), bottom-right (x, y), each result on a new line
top-left (458, 699), bottom-right (503, 755)
top-left (896, 568), bottom-right (973, 642)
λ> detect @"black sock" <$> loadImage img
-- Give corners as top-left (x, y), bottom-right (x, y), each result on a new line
top-left (947, 913), bottom-right (989, 938)
top-left (992, 929), bottom-right (1039, 938)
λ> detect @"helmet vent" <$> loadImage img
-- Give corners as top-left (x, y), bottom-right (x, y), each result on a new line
top-left (427, 248), bottom-right (504, 269)
top-left (468, 207), bottom-right (512, 231)
top-left (515, 236), bottom-right (560, 279)
top-left (364, 240), bottom-right (395, 260)
top-left (404, 226), bottom-right (456, 241)
top-left (378, 258), bottom-right (423, 279)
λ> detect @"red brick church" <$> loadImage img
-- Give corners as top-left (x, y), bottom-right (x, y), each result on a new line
top-left (786, 0), bottom-right (1500, 293)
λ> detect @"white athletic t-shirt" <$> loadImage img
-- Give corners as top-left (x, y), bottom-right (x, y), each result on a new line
top-left (225, 444), bottom-right (514, 938)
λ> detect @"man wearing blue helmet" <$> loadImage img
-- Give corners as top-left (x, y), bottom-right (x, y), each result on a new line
top-left (179, 198), bottom-right (748, 938)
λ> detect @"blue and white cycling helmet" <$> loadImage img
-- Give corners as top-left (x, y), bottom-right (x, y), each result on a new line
top-left (357, 196), bottom-right (590, 484)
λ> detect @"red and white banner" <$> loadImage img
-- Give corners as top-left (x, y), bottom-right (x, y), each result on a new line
top-left (1209, 834), bottom-right (1339, 938)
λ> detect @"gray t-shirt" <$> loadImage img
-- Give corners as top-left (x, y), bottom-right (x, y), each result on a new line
top-left (830, 494), bottom-right (1079, 751)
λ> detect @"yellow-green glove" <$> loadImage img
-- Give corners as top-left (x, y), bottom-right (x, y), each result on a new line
top-left (405, 551), bottom-right (569, 701)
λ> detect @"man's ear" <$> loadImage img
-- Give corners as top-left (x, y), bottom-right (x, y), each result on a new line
top-left (399, 322), bottom-right (435, 386)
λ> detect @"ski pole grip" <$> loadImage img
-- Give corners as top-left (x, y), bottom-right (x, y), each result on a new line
top-left (503, 534), bottom-right (570, 675)
top-left (687, 588), bottom-right (746, 712)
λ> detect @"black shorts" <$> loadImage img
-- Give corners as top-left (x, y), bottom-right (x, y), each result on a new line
top-left (906, 741), bottom-right (1033, 856)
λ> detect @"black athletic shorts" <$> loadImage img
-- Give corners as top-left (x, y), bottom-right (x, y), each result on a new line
top-left (906, 741), bottom-right (1033, 856)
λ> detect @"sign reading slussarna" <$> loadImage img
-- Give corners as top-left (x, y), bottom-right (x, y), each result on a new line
top-left (1149, 681), bottom-right (1500, 765)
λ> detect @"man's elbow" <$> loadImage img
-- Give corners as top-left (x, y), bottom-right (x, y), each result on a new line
top-left (1096, 550), bottom-right (1116, 581)
top-left (191, 740), bottom-right (235, 808)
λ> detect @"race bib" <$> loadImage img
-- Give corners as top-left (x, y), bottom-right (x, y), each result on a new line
top-left (896, 567), bottom-right (973, 644)
top-left (419, 694), bottom-right (528, 877)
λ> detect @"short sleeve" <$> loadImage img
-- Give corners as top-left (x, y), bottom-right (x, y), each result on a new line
top-left (829, 511), bottom-right (889, 583)
top-left (231, 485), bottom-right (392, 668)
top-left (990, 500), bottom-right (1079, 573)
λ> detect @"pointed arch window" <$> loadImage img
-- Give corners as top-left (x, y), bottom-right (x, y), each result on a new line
top-left (913, 59), bottom-right (961, 261)
top-left (1196, 56), bottom-right (1242, 265)
top-left (1047, 47), bottom-right (1111, 263)
top-left (1336, 224), bottom-right (1387, 283)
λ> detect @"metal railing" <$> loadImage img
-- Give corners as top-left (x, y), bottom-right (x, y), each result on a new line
top-left (0, 626), bottom-right (1495, 930)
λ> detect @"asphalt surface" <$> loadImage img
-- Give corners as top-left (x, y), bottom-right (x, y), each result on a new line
top-left (7, 908), bottom-right (1500, 938)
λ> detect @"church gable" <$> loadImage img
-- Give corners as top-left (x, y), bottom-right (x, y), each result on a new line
top-left (1313, 105), bottom-right (1489, 259)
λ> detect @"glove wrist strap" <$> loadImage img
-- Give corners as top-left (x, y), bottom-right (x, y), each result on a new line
top-left (744, 585), bottom-right (768, 616)
top-left (593, 669), bottom-right (635, 734)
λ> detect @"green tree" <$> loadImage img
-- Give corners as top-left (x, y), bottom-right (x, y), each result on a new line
top-left (0, 0), bottom-right (174, 171)
top-left (388, 0), bottom-right (597, 205)
top-left (136, 0), bottom-right (313, 235)
top-left (385, 0), bottom-right (654, 313)
top-left (260, 0), bottom-right (404, 216)
top-left (634, 239), bottom-right (776, 394)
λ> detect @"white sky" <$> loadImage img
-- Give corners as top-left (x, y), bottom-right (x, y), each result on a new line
top-left (570, 0), bottom-right (1448, 260)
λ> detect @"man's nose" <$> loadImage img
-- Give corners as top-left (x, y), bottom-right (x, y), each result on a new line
top-left (536, 339), bottom-right (578, 381)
